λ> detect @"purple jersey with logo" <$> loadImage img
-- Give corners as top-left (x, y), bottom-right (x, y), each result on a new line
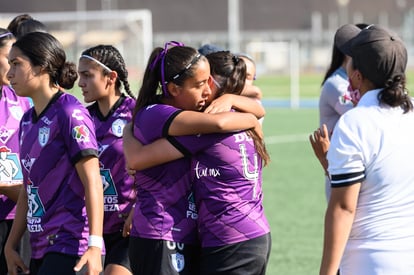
top-left (131, 104), bottom-right (198, 244)
top-left (87, 95), bottom-right (136, 234)
top-left (173, 131), bottom-right (270, 247)
top-left (0, 85), bottom-right (31, 220)
top-left (19, 92), bottom-right (98, 259)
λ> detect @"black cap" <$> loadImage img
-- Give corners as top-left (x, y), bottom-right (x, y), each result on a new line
top-left (340, 25), bottom-right (407, 87)
top-left (334, 24), bottom-right (361, 54)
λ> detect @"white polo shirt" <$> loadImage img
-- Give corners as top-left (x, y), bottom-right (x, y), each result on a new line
top-left (327, 88), bottom-right (414, 273)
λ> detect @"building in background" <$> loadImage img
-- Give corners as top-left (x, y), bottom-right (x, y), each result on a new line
top-left (1, 0), bottom-right (413, 75)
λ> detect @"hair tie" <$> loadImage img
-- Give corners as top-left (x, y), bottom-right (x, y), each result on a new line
top-left (232, 55), bottom-right (240, 64)
top-left (149, 41), bottom-right (185, 96)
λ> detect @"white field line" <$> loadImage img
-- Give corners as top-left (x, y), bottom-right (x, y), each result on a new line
top-left (265, 133), bottom-right (310, 144)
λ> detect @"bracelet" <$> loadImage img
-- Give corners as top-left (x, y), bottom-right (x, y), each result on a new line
top-left (88, 235), bottom-right (103, 249)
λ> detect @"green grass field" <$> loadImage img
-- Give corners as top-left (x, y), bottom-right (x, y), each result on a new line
top-left (261, 108), bottom-right (325, 274)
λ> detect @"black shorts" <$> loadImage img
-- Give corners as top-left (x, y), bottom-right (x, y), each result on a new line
top-left (30, 252), bottom-right (79, 275)
top-left (200, 233), bottom-right (272, 275)
top-left (30, 252), bottom-right (105, 275)
top-left (129, 236), bottom-right (200, 275)
top-left (103, 231), bottom-right (131, 272)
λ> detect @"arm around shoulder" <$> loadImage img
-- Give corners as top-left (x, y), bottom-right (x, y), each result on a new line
top-left (169, 111), bottom-right (259, 136)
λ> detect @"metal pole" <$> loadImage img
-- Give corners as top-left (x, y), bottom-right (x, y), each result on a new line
top-left (228, 0), bottom-right (240, 53)
top-left (290, 40), bottom-right (300, 109)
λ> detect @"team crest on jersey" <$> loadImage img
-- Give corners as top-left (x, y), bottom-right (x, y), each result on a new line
top-left (9, 106), bottom-right (24, 121)
top-left (22, 154), bottom-right (35, 172)
top-left (27, 183), bottom-right (46, 218)
top-left (72, 125), bottom-right (90, 142)
top-left (38, 127), bottom-right (50, 147)
top-left (111, 119), bottom-right (127, 137)
top-left (0, 126), bottom-right (14, 144)
top-left (100, 168), bottom-right (117, 196)
top-left (171, 253), bottom-right (185, 272)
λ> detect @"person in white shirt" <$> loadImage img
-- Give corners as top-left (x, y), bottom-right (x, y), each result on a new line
top-left (319, 25), bottom-right (414, 275)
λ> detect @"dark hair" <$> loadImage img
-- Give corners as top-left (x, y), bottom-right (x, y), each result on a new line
top-left (380, 75), bottom-right (412, 113)
top-left (81, 45), bottom-right (135, 98)
top-left (13, 32), bottom-right (78, 90)
top-left (321, 45), bottom-right (345, 85)
top-left (0, 28), bottom-right (14, 48)
top-left (206, 51), bottom-right (246, 98)
top-left (207, 51), bottom-right (269, 166)
top-left (351, 60), bottom-right (413, 113)
top-left (322, 23), bottom-right (369, 86)
top-left (134, 44), bottom-right (206, 112)
top-left (7, 14), bottom-right (33, 36)
top-left (15, 19), bottom-right (47, 39)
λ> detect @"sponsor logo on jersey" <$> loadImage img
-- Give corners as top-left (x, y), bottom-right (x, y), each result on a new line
top-left (186, 192), bottom-right (198, 220)
top-left (27, 181), bottom-right (45, 233)
top-left (98, 143), bottom-right (109, 157)
top-left (72, 109), bottom-right (84, 121)
top-left (101, 168), bottom-right (117, 196)
top-left (27, 183), bottom-right (46, 218)
top-left (41, 116), bottom-right (53, 125)
top-left (22, 154), bottom-right (35, 172)
top-left (72, 125), bottom-right (90, 142)
top-left (0, 126), bottom-right (14, 144)
top-left (100, 166), bottom-right (120, 212)
top-left (0, 146), bottom-right (23, 183)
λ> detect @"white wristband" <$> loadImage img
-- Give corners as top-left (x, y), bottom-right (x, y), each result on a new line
top-left (88, 235), bottom-right (103, 249)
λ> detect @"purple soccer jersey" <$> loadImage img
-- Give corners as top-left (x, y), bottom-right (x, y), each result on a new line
top-left (131, 104), bottom-right (198, 244)
top-left (173, 131), bottom-right (270, 247)
top-left (19, 92), bottom-right (98, 259)
top-left (87, 95), bottom-right (136, 234)
top-left (0, 85), bottom-right (31, 220)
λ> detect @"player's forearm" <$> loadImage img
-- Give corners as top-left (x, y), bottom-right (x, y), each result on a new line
top-left (0, 183), bottom-right (22, 202)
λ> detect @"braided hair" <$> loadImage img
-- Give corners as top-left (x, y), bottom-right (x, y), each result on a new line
top-left (81, 45), bottom-right (135, 99)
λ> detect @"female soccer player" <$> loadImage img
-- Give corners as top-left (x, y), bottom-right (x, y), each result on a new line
top-left (0, 28), bottom-right (31, 275)
top-left (125, 42), bottom-right (262, 275)
top-left (4, 32), bottom-right (103, 275)
top-left (124, 49), bottom-right (271, 274)
top-left (78, 44), bottom-right (135, 275)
